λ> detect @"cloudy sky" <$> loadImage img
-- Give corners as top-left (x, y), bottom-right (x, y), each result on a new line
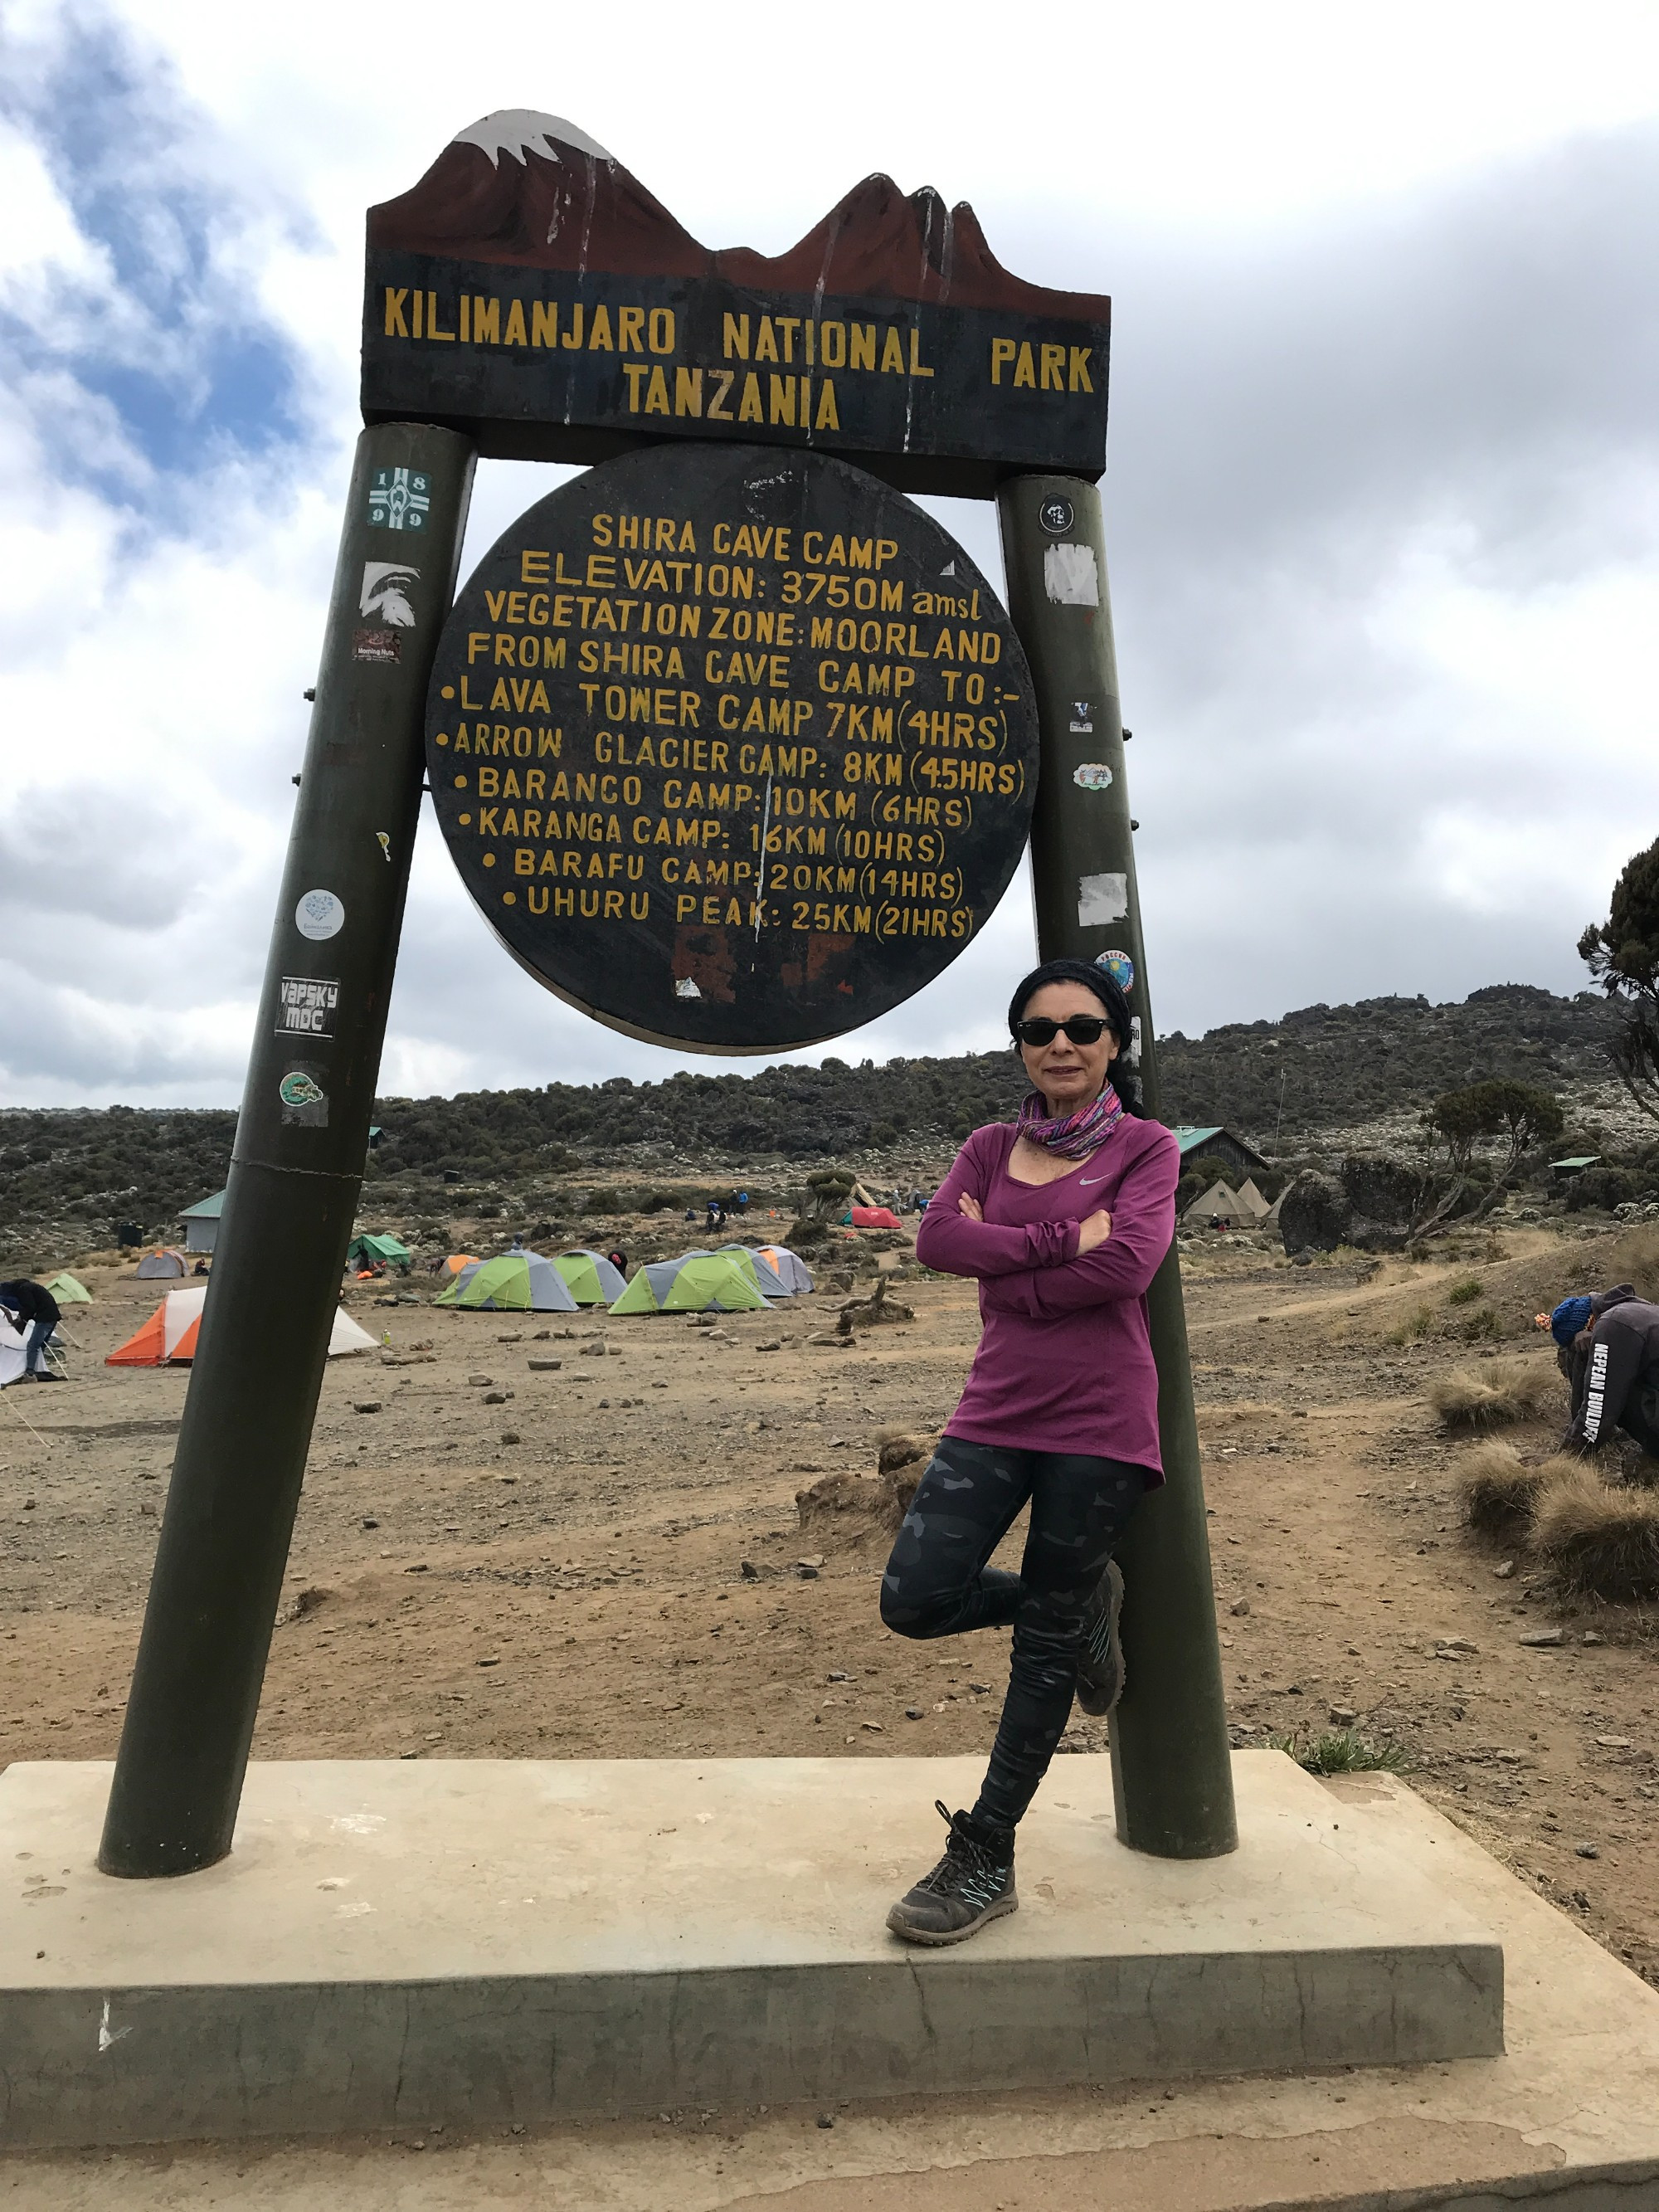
top-left (2, 0), bottom-right (1657, 1107)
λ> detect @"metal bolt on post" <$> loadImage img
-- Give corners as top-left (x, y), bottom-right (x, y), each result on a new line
top-left (997, 475), bottom-right (1237, 1859)
top-left (99, 423), bottom-right (475, 1878)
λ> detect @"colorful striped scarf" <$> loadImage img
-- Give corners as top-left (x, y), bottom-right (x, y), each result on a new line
top-left (1015, 1083), bottom-right (1125, 1161)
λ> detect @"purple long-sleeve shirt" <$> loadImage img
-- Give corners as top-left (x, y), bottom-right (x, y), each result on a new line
top-left (914, 1115), bottom-right (1180, 1479)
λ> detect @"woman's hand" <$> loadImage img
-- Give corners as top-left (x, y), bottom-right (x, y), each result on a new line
top-left (957, 1192), bottom-right (985, 1222)
top-left (1076, 1208), bottom-right (1112, 1255)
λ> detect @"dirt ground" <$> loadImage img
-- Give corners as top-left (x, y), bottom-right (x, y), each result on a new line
top-left (2, 1219), bottom-right (1656, 1995)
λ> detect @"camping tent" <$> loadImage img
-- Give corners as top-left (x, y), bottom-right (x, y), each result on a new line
top-left (722, 1243), bottom-right (788, 1295)
top-left (440, 1253), bottom-right (480, 1276)
top-left (1183, 1181), bottom-right (1251, 1227)
top-left (107, 1288), bottom-right (377, 1367)
top-left (754, 1244), bottom-right (814, 1294)
top-left (610, 1250), bottom-right (771, 1315)
top-left (552, 1249), bottom-right (627, 1305)
top-left (722, 1243), bottom-right (814, 1296)
top-left (0, 1316), bottom-right (27, 1389)
top-left (348, 1233), bottom-right (411, 1269)
top-left (45, 1272), bottom-right (92, 1305)
top-left (134, 1248), bottom-right (189, 1279)
top-left (850, 1206), bottom-right (903, 1230)
top-left (1233, 1179), bottom-right (1272, 1224)
top-left (435, 1250), bottom-right (578, 1313)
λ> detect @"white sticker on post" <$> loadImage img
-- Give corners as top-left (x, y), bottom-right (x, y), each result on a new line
top-left (1043, 543), bottom-right (1100, 607)
top-left (1077, 872), bottom-right (1128, 926)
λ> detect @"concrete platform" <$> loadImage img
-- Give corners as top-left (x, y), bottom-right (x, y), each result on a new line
top-left (0, 1751), bottom-right (1501, 2148)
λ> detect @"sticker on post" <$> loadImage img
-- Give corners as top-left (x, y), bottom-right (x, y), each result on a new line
top-left (295, 889), bottom-right (345, 940)
top-left (1069, 700), bottom-right (1095, 733)
top-left (1097, 948), bottom-right (1134, 995)
top-left (1043, 543), bottom-right (1099, 607)
top-left (1039, 495), bottom-right (1074, 535)
top-left (278, 1069), bottom-right (329, 1126)
top-left (361, 562), bottom-right (419, 626)
top-left (674, 976), bottom-right (703, 999)
top-left (277, 976), bottom-right (340, 1040)
top-left (367, 466), bottom-right (431, 531)
top-left (1076, 871), bottom-right (1128, 926)
top-left (352, 628), bottom-right (400, 663)
top-left (1126, 1016), bottom-right (1142, 1065)
top-left (1073, 762), bottom-right (1112, 791)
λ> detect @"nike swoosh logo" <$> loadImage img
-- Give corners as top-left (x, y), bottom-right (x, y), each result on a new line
top-left (1079, 1175), bottom-right (1108, 1185)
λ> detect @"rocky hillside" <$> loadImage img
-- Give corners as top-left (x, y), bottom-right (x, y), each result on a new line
top-left (0, 984), bottom-right (1627, 1253)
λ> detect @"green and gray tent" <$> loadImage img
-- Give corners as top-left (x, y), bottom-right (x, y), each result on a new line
top-left (348, 1233), bottom-right (411, 1269)
top-left (609, 1250), bottom-right (771, 1315)
top-left (435, 1249), bottom-right (579, 1312)
top-left (552, 1249), bottom-right (628, 1305)
top-left (45, 1272), bottom-right (92, 1305)
top-left (718, 1243), bottom-right (814, 1296)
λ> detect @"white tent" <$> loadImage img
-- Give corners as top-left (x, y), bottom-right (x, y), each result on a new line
top-left (109, 1287), bottom-right (377, 1367)
top-left (0, 1315), bottom-right (27, 1389)
top-left (1233, 1178), bottom-right (1272, 1223)
top-left (1184, 1179), bottom-right (1251, 1226)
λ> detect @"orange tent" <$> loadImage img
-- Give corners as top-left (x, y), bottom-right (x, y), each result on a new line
top-left (442, 1253), bottom-right (480, 1274)
top-left (108, 1288), bottom-right (377, 1366)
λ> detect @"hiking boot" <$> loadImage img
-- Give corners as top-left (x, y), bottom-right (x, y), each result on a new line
top-left (1074, 1557), bottom-right (1125, 1717)
top-left (886, 1800), bottom-right (1016, 1946)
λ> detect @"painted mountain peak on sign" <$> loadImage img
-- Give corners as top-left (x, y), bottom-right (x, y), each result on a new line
top-left (369, 116), bottom-right (1108, 323)
top-left (451, 111), bottom-right (615, 168)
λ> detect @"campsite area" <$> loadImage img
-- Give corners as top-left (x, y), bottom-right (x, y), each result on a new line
top-left (2, 1209), bottom-right (1657, 1998)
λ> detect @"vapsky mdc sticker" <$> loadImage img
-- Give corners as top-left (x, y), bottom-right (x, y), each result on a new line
top-left (276, 977), bottom-right (339, 1039)
top-left (368, 466), bottom-right (431, 530)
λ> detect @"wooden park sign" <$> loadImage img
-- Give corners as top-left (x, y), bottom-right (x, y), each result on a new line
top-left (105, 119), bottom-right (1236, 1887)
top-left (364, 112), bottom-right (1111, 498)
top-left (426, 441), bottom-right (1039, 1050)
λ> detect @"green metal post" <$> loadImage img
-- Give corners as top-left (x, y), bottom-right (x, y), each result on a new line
top-left (996, 474), bottom-right (1237, 1859)
top-left (99, 423), bottom-right (475, 1878)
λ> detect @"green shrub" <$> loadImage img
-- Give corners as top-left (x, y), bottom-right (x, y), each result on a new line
top-left (1446, 1276), bottom-right (1483, 1305)
top-left (1457, 1304), bottom-right (1503, 1342)
top-left (1264, 1728), bottom-right (1410, 1775)
top-left (1386, 1304), bottom-right (1436, 1347)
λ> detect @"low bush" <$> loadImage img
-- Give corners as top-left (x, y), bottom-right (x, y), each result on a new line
top-left (1430, 1357), bottom-right (1561, 1431)
top-left (1457, 1441), bottom-right (1563, 1537)
top-left (1446, 1276), bottom-right (1484, 1305)
top-left (1264, 1729), bottom-right (1410, 1775)
top-left (1531, 1469), bottom-right (1659, 1600)
top-left (1386, 1303), bottom-right (1437, 1347)
top-left (1456, 1304), bottom-right (1503, 1343)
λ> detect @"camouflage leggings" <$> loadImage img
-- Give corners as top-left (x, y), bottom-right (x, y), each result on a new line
top-left (879, 1437), bottom-right (1147, 1831)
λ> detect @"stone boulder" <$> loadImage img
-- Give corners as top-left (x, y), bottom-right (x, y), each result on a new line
top-left (1277, 1171), bottom-right (1348, 1254)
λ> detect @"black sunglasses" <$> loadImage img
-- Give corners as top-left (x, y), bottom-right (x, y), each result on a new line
top-left (1014, 1016), bottom-right (1114, 1047)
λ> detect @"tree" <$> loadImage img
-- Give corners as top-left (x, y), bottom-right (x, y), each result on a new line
top-left (1580, 836), bottom-right (1659, 1125)
top-left (1427, 1080), bottom-right (1564, 1173)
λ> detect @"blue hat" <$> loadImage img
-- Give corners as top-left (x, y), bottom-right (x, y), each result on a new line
top-left (1550, 1295), bottom-right (1594, 1347)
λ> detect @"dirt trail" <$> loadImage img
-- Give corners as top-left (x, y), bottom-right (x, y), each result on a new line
top-left (2, 1224), bottom-right (1654, 1991)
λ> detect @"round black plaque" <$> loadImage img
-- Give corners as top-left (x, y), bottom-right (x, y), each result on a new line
top-left (425, 442), bottom-right (1039, 1050)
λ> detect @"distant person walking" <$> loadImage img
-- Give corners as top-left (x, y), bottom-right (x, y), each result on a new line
top-left (0, 1279), bottom-right (63, 1381)
top-left (879, 958), bottom-right (1179, 1945)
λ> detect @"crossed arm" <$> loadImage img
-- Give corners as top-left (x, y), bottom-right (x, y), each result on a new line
top-left (915, 1130), bottom-right (1178, 1316)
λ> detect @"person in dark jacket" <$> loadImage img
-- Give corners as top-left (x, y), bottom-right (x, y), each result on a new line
top-left (0, 1279), bottom-right (62, 1381)
top-left (1557, 1285), bottom-right (1659, 1457)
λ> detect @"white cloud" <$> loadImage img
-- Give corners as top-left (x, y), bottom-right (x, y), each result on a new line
top-left (2, 4), bottom-right (1657, 1104)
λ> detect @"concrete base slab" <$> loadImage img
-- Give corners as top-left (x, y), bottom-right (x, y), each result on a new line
top-left (1, 1751), bottom-right (1501, 2149)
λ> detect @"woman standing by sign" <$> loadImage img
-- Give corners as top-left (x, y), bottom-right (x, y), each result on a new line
top-left (881, 958), bottom-right (1179, 1943)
